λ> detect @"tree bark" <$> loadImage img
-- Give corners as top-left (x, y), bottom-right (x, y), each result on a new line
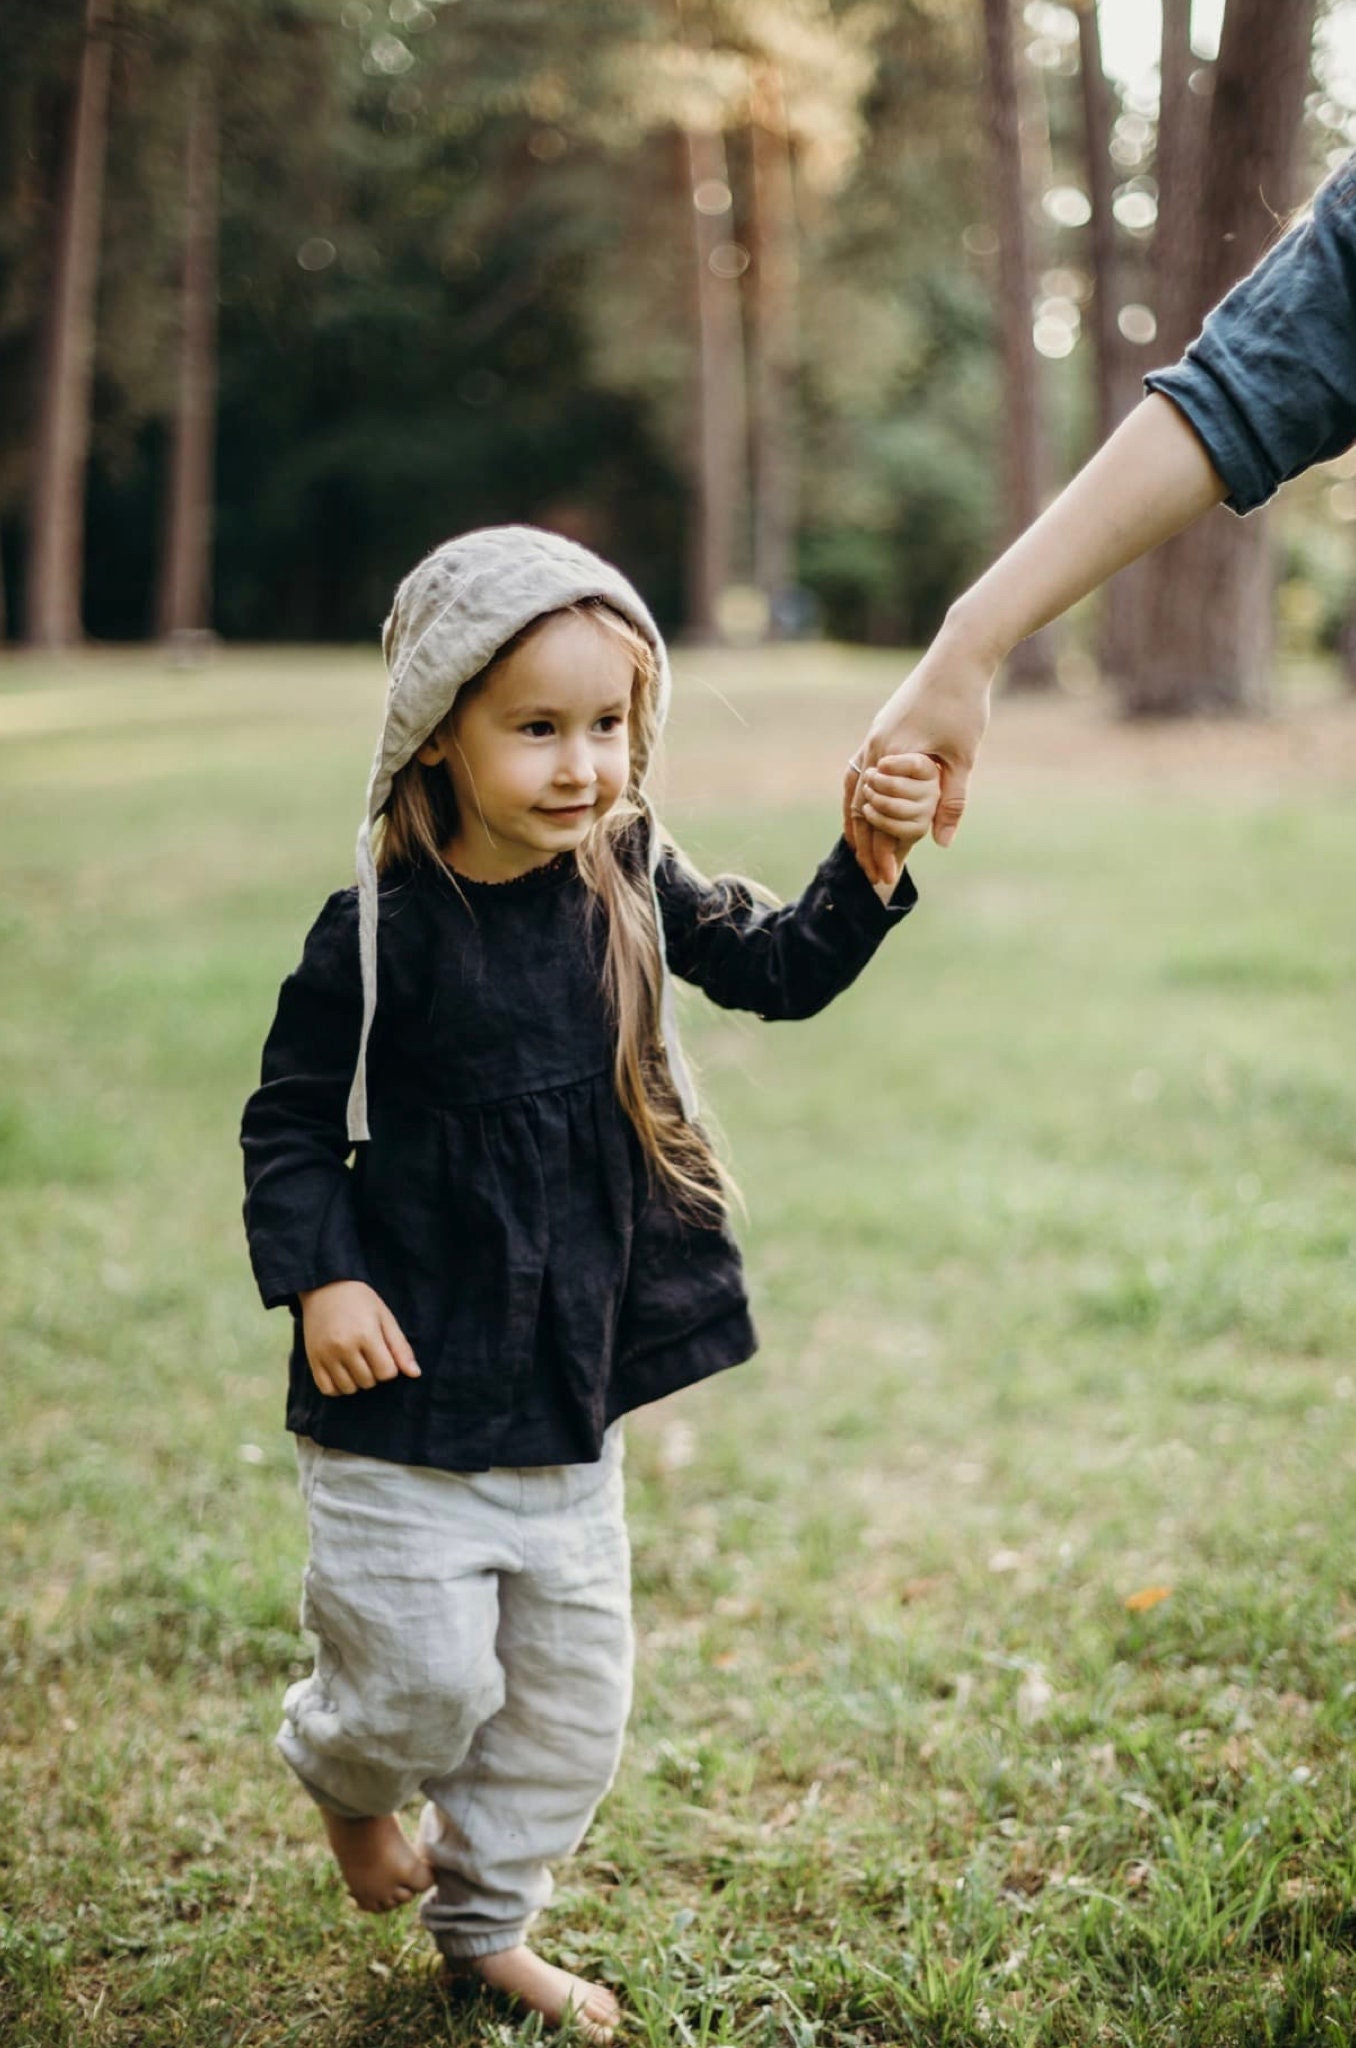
top-left (981, 0), bottom-right (1057, 690)
top-left (1118, 0), bottom-right (1316, 718)
top-left (1153, 0), bottom-right (1209, 365)
top-left (1078, 0), bottom-right (1138, 681)
top-left (1075, 0), bottom-right (1123, 449)
top-left (683, 125), bottom-right (750, 642)
top-left (26, 0), bottom-right (114, 649)
top-left (1339, 596), bottom-right (1356, 693)
top-left (749, 64), bottom-right (799, 638)
top-left (1100, 0), bottom-right (1207, 690)
top-left (157, 67), bottom-right (219, 646)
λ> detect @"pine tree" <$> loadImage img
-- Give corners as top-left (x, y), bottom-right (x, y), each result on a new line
top-left (26, 0), bottom-right (114, 647)
top-left (157, 62), bottom-right (219, 648)
top-left (981, 0), bottom-right (1057, 689)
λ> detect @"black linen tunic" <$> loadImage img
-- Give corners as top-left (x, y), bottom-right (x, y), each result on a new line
top-left (241, 831), bottom-right (916, 1471)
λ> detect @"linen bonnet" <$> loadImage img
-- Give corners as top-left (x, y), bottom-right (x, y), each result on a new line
top-left (345, 523), bottom-right (698, 1142)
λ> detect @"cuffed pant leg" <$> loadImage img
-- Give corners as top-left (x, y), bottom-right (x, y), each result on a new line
top-left (278, 1440), bottom-right (509, 1819)
top-left (420, 1430), bottom-right (634, 1960)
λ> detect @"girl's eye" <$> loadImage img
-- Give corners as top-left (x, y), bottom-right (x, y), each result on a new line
top-left (521, 721), bottom-right (554, 737)
top-left (595, 715), bottom-right (625, 733)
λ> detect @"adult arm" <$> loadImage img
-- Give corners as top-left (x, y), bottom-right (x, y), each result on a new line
top-left (851, 151), bottom-right (1356, 884)
top-left (848, 393), bottom-right (1226, 881)
top-left (656, 836), bottom-right (915, 1022)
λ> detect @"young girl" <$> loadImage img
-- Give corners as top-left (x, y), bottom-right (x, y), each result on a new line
top-left (241, 525), bottom-right (937, 2041)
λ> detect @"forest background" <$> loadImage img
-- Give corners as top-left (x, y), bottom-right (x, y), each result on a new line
top-left (7, 0), bottom-right (1356, 712)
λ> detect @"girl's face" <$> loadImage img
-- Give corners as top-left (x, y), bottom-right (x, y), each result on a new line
top-left (416, 611), bottom-right (635, 883)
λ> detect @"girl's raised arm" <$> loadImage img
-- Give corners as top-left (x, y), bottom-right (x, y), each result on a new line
top-left (656, 836), bottom-right (915, 1023)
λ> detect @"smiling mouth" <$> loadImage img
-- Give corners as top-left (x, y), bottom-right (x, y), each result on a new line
top-left (538, 803), bottom-right (594, 816)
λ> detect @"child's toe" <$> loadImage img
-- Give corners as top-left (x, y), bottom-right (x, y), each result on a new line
top-left (577, 1985), bottom-right (621, 2035)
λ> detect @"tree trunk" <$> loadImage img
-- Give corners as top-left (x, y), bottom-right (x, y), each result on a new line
top-left (981, 0), bottom-right (1057, 690)
top-left (1118, 0), bottom-right (1315, 718)
top-left (1077, 0), bottom-right (1140, 682)
top-left (1100, 0), bottom-right (1208, 690)
top-left (1075, 0), bottom-right (1123, 450)
top-left (157, 68), bottom-right (219, 648)
top-left (26, 0), bottom-right (114, 649)
top-left (1339, 592), bottom-right (1356, 693)
top-left (1153, 0), bottom-right (1209, 365)
top-left (749, 64), bottom-right (799, 639)
top-left (684, 125), bottom-right (750, 643)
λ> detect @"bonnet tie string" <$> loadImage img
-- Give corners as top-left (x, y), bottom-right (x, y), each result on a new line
top-left (345, 813), bottom-right (380, 1145)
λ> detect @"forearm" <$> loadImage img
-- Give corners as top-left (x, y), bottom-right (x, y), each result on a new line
top-left (948, 394), bottom-right (1227, 663)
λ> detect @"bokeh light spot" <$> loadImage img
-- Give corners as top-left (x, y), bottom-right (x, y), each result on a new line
top-left (1117, 302), bottom-right (1157, 344)
top-left (693, 179), bottom-right (733, 217)
top-left (1033, 318), bottom-right (1077, 359)
top-left (708, 242), bottom-right (750, 279)
top-left (1024, 1), bottom-right (1078, 41)
top-left (528, 128), bottom-right (568, 162)
top-left (367, 33), bottom-right (414, 74)
top-left (1035, 294), bottom-right (1081, 333)
top-left (1042, 185), bottom-right (1092, 228)
top-left (1112, 188), bottom-right (1158, 231)
top-left (715, 584), bottom-right (770, 645)
top-left (1040, 264), bottom-right (1090, 303)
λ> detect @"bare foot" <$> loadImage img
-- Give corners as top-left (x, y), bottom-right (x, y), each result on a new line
top-left (321, 1809), bottom-right (434, 1912)
top-left (452, 1944), bottom-right (623, 2043)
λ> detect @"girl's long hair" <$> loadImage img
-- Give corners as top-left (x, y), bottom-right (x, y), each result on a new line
top-left (374, 599), bottom-right (733, 1224)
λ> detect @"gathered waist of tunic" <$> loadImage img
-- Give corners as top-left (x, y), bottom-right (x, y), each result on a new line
top-left (368, 1062), bottom-right (616, 1119)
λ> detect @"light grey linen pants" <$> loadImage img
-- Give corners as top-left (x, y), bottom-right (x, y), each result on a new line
top-left (279, 1426), bottom-right (633, 1959)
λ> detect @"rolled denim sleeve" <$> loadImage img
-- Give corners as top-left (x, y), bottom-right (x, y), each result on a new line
top-left (1144, 154), bottom-right (1356, 515)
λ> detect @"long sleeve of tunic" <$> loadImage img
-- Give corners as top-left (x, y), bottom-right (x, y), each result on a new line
top-left (240, 833), bottom-right (916, 1471)
top-left (241, 891), bottom-right (373, 1311)
top-left (657, 833), bottom-right (915, 1018)
top-left (1144, 154), bottom-right (1356, 515)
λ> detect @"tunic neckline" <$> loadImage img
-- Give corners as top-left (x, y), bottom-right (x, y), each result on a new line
top-left (441, 852), bottom-right (577, 896)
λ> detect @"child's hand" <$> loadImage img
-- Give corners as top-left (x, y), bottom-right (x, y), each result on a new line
top-left (854, 752), bottom-right (940, 860)
top-left (297, 1280), bottom-right (421, 1396)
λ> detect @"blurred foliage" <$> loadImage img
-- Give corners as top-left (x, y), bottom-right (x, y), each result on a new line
top-left (3, 0), bottom-right (1353, 647)
top-left (0, 0), bottom-right (996, 643)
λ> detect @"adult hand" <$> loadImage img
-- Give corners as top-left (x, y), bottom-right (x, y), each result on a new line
top-left (844, 624), bottom-right (995, 886)
top-left (298, 1279), bottom-right (421, 1395)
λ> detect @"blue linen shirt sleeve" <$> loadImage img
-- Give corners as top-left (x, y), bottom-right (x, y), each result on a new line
top-left (1144, 154), bottom-right (1356, 515)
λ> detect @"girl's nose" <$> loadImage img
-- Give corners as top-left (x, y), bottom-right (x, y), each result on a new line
top-left (556, 744), bottom-right (595, 787)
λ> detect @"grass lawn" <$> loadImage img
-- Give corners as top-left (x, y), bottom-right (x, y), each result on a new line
top-left (3, 644), bottom-right (1356, 2046)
